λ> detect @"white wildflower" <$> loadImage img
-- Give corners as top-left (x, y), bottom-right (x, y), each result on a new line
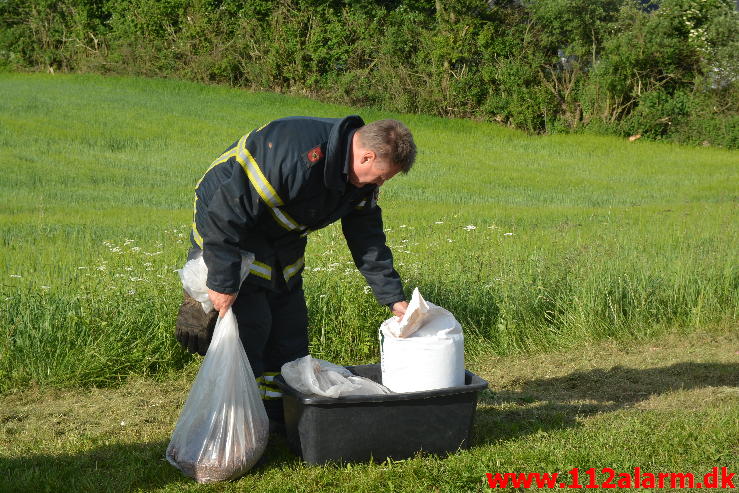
top-left (504, 232), bottom-right (514, 236)
top-left (41, 285), bottom-right (50, 290)
top-left (463, 225), bottom-right (476, 231)
top-left (128, 289), bottom-right (136, 295)
top-left (363, 286), bottom-right (372, 294)
top-left (435, 221), bottom-right (444, 224)
top-left (9, 274), bottom-right (21, 278)
top-left (400, 225), bottom-right (407, 228)
top-left (130, 246), bottom-right (141, 252)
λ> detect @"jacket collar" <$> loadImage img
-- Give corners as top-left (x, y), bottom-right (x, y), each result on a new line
top-left (324, 115), bottom-right (365, 193)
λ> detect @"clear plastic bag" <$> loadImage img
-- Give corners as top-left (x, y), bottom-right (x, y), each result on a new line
top-left (281, 355), bottom-right (392, 398)
top-left (166, 308), bottom-right (269, 482)
top-left (167, 251), bottom-right (267, 483)
top-left (177, 250), bottom-right (254, 313)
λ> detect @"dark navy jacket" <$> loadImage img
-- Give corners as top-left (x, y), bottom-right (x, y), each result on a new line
top-left (190, 115), bottom-right (405, 306)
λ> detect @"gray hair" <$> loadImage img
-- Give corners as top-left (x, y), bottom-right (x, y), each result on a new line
top-left (357, 119), bottom-right (416, 173)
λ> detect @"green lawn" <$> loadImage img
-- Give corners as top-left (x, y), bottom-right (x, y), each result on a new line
top-left (1, 73), bottom-right (736, 392)
top-left (1, 328), bottom-right (736, 492)
top-left (0, 72), bottom-right (737, 491)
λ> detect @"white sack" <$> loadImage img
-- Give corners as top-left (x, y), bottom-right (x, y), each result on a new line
top-left (385, 287), bottom-right (430, 338)
top-left (281, 355), bottom-right (391, 398)
top-left (380, 289), bottom-right (465, 393)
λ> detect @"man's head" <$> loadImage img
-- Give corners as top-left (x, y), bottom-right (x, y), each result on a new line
top-left (349, 119), bottom-right (416, 188)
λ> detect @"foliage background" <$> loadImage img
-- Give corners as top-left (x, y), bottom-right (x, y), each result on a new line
top-left (1, 0), bottom-right (737, 147)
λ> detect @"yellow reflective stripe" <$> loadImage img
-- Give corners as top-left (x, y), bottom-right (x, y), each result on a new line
top-left (269, 206), bottom-right (304, 232)
top-left (250, 260), bottom-right (271, 280)
top-left (233, 133), bottom-right (307, 232)
top-left (195, 147), bottom-right (238, 189)
top-left (235, 133), bottom-right (284, 208)
top-left (256, 121), bottom-right (270, 132)
top-left (192, 145), bottom-right (238, 248)
top-left (231, 132), bottom-right (307, 233)
top-left (283, 257), bottom-right (305, 281)
top-left (192, 197), bottom-right (204, 248)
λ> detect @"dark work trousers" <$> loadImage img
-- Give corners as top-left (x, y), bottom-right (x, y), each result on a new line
top-left (231, 276), bottom-right (309, 423)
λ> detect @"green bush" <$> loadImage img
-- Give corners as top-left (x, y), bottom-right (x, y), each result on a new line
top-left (0, 0), bottom-right (737, 148)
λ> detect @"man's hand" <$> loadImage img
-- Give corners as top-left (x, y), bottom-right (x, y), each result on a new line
top-left (208, 289), bottom-right (238, 318)
top-left (391, 301), bottom-right (409, 321)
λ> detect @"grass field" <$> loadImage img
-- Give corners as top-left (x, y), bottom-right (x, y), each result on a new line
top-left (0, 73), bottom-right (737, 491)
top-left (1, 329), bottom-right (736, 492)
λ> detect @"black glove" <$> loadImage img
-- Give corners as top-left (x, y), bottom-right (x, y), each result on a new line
top-left (175, 290), bottom-right (218, 355)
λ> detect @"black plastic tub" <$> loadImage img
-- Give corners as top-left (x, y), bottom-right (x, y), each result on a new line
top-left (273, 363), bottom-right (488, 465)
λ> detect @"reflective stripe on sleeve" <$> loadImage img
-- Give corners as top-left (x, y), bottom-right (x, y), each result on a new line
top-left (196, 147), bottom-right (238, 189)
top-left (283, 257), bottom-right (305, 282)
top-left (192, 145), bottom-right (239, 248)
top-left (192, 196), bottom-right (204, 248)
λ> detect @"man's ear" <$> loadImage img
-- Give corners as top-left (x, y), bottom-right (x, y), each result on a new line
top-left (361, 150), bottom-right (376, 165)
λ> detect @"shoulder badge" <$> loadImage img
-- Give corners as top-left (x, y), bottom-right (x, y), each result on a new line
top-left (307, 146), bottom-right (324, 163)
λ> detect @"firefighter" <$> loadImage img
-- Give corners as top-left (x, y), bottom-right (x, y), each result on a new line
top-left (175, 115), bottom-right (415, 427)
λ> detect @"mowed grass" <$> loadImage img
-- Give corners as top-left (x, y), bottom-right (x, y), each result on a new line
top-left (0, 329), bottom-right (736, 492)
top-left (0, 72), bottom-right (737, 394)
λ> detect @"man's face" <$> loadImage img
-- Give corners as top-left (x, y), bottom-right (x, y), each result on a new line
top-left (349, 154), bottom-right (401, 188)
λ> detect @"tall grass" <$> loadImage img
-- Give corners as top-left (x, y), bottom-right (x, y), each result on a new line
top-left (0, 73), bottom-right (736, 393)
